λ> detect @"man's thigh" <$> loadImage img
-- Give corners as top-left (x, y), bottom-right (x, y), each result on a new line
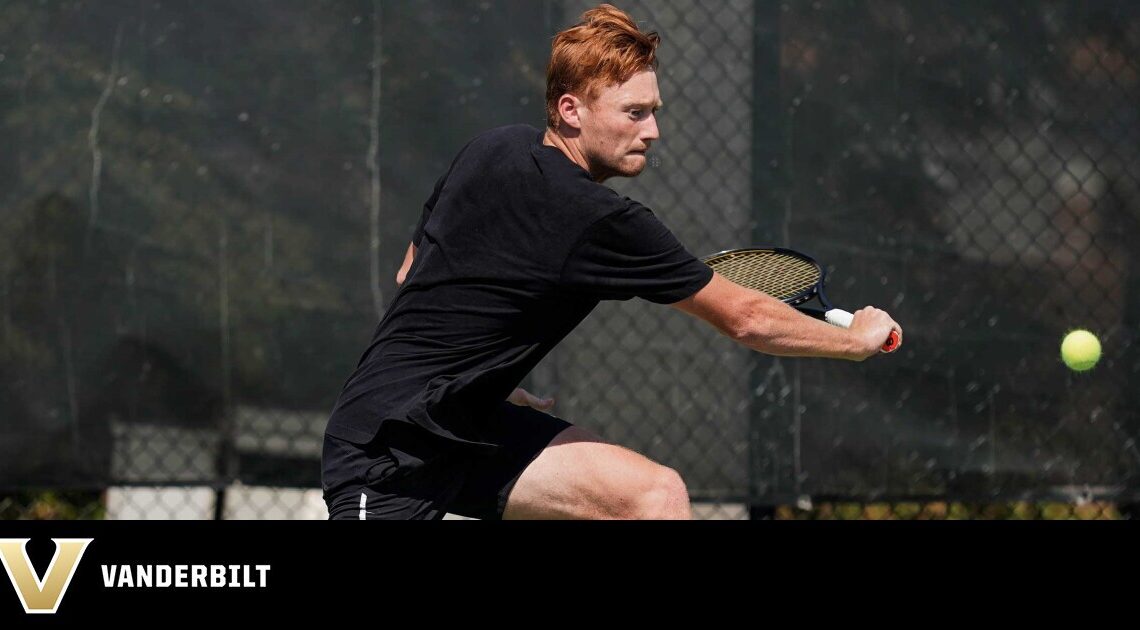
top-left (446, 402), bottom-right (572, 520)
top-left (501, 425), bottom-right (689, 520)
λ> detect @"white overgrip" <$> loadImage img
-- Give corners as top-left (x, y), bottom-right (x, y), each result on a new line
top-left (824, 308), bottom-right (854, 328)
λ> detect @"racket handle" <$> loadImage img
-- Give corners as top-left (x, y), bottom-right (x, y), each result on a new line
top-left (823, 309), bottom-right (854, 328)
top-left (882, 330), bottom-right (900, 353)
top-left (824, 309), bottom-right (900, 354)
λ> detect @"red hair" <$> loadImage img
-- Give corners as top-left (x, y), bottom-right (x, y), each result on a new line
top-left (545, 4), bottom-right (660, 129)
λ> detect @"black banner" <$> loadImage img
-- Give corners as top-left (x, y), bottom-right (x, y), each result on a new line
top-left (0, 520), bottom-right (1134, 622)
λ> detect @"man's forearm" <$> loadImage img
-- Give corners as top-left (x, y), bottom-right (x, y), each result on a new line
top-left (732, 294), bottom-right (861, 360)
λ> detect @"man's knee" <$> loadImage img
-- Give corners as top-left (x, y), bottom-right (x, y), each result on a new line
top-left (626, 466), bottom-right (691, 520)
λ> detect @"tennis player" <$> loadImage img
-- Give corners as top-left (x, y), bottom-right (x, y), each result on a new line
top-left (321, 4), bottom-right (902, 520)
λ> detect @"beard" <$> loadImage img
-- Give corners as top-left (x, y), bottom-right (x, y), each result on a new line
top-left (586, 151), bottom-right (648, 181)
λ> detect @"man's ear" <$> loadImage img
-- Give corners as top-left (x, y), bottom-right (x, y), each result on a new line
top-left (557, 94), bottom-right (585, 130)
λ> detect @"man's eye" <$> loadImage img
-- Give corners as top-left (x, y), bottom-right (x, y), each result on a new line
top-left (630, 110), bottom-right (642, 118)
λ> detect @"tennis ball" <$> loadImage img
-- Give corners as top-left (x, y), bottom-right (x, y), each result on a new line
top-left (1060, 329), bottom-right (1101, 372)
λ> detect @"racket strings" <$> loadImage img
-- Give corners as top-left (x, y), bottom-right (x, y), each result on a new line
top-left (705, 250), bottom-right (821, 300)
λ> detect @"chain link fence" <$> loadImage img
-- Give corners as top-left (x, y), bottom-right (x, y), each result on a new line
top-left (1, 0), bottom-right (1138, 519)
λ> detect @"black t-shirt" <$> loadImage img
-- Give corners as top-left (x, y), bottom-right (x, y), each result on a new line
top-left (326, 125), bottom-right (713, 447)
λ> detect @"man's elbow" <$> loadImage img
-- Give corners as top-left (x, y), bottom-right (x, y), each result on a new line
top-left (725, 299), bottom-right (766, 344)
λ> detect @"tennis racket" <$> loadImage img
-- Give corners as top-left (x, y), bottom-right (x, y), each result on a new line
top-left (702, 247), bottom-right (900, 353)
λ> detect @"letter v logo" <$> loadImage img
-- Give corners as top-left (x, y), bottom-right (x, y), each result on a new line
top-left (0, 538), bottom-right (92, 614)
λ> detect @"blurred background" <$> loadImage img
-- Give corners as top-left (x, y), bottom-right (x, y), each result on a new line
top-left (1, 0), bottom-right (1137, 520)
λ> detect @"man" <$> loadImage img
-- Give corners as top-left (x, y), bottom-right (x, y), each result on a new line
top-left (321, 4), bottom-right (902, 520)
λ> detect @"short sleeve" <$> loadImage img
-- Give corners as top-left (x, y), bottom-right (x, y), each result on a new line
top-left (560, 205), bottom-right (713, 304)
top-left (411, 174), bottom-right (447, 246)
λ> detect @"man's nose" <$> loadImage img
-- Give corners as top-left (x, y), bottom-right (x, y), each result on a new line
top-left (643, 113), bottom-right (660, 142)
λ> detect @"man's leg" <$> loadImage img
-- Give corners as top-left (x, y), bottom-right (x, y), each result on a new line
top-left (502, 425), bottom-right (692, 520)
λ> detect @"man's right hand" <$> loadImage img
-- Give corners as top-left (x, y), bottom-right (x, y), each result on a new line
top-left (847, 306), bottom-right (902, 361)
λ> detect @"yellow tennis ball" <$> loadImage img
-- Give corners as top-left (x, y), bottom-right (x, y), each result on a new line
top-left (1061, 329), bottom-right (1101, 372)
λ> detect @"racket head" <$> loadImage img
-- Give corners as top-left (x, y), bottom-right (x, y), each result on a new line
top-left (701, 247), bottom-right (826, 305)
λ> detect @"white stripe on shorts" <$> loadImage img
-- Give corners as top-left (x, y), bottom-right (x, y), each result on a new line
top-left (359, 492), bottom-right (367, 520)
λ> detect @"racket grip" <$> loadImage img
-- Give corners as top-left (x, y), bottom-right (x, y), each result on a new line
top-left (824, 309), bottom-right (900, 354)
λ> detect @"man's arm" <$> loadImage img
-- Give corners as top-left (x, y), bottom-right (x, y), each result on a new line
top-left (395, 242), bottom-right (416, 287)
top-left (670, 272), bottom-right (901, 361)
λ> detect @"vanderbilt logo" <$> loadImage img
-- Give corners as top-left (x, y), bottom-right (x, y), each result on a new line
top-left (0, 538), bottom-right (92, 614)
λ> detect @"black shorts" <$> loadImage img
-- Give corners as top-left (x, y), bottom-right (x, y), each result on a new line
top-left (321, 402), bottom-right (572, 520)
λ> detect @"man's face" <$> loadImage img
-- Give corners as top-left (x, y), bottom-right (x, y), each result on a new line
top-left (577, 69), bottom-right (662, 181)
